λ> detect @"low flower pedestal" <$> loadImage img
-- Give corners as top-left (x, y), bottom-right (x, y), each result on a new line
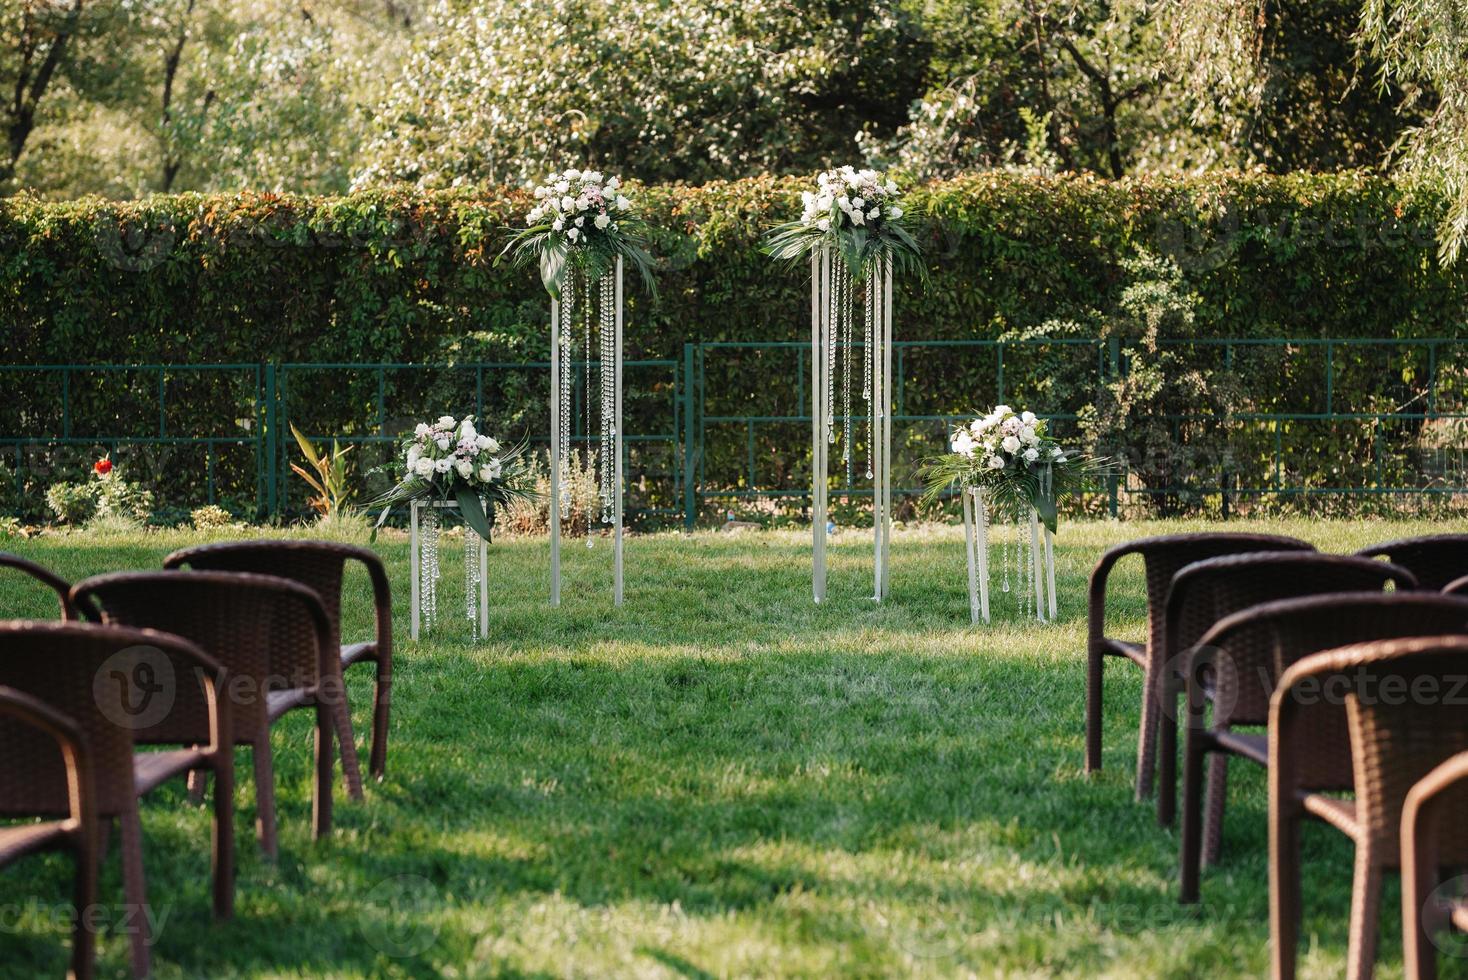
top-left (960, 488), bottom-right (1058, 626)
top-left (409, 498), bottom-right (489, 642)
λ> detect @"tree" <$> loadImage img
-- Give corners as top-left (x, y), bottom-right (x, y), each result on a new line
top-left (0, 0), bottom-right (85, 190)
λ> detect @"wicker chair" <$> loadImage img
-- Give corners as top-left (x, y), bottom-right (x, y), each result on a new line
top-left (0, 684), bottom-right (97, 980)
top-left (1355, 535), bottom-right (1468, 592)
top-left (1177, 592), bottom-right (1468, 904)
top-left (1085, 533), bottom-right (1315, 797)
top-left (163, 539), bottom-right (392, 782)
top-left (1, 551), bottom-right (74, 619)
top-left (1156, 553), bottom-right (1419, 827)
top-left (72, 571), bottom-right (340, 857)
top-left (1270, 635), bottom-right (1468, 980)
top-left (1402, 750), bottom-right (1468, 980)
top-left (0, 621), bottom-right (233, 978)
top-left (1442, 574), bottom-right (1468, 598)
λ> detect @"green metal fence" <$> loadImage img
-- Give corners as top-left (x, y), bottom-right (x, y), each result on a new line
top-left (5, 337), bottom-right (1467, 526)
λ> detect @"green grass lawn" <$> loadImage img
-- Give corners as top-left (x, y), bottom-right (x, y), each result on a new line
top-left (2, 517), bottom-right (1468, 978)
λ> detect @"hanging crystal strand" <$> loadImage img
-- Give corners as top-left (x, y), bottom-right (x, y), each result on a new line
top-left (583, 269), bottom-right (593, 493)
top-left (559, 277), bottom-right (574, 518)
top-left (841, 262), bottom-right (853, 466)
top-left (599, 268), bottom-right (616, 529)
top-left (464, 527), bottom-right (480, 639)
top-left (1021, 513), bottom-right (1033, 612)
top-left (1002, 511), bottom-right (1012, 593)
top-left (826, 258), bottom-right (838, 443)
top-left (421, 506), bottom-right (440, 628)
top-left (864, 271), bottom-right (878, 481)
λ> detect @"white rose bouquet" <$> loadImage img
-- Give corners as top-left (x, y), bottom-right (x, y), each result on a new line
top-left (920, 405), bottom-right (1101, 532)
top-left (764, 166), bottom-right (922, 277)
top-left (498, 168), bottom-right (655, 298)
top-left (367, 415), bottom-right (535, 541)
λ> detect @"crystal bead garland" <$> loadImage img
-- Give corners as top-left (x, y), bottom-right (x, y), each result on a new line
top-left (827, 258), bottom-right (838, 443)
top-left (864, 274), bottom-right (875, 481)
top-left (464, 526), bottom-right (481, 640)
top-left (420, 506), bottom-right (440, 629)
top-left (599, 268), bottom-right (616, 528)
top-left (841, 261), bottom-right (853, 467)
top-left (559, 274), bottom-right (574, 516)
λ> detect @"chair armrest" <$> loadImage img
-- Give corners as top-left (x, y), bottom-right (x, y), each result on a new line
top-left (1403, 751), bottom-right (1468, 936)
top-left (1444, 574), bottom-right (1468, 597)
top-left (1089, 541), bottom-right (1145, 652)
top-left (343, 545), bottom-right (393, 673)
top-left (0, 552), bottom-right (74, 620)
top-left (0, 686), bottom-right (95, 831)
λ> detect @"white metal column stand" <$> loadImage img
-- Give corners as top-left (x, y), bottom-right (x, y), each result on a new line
top-left (548, 258), bottom-right (625, 606)
top-left (874, 254), bottom-right (893, 602)
top-left (961, 490), bottom-right (1057, 625)
top-left (811, 249), bottom-right (828, 603)
top-left (409, 498), bottom-right (488, 641)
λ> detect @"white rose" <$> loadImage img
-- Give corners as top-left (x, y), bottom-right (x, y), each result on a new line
top-left (435, 437), bottom-right (451, 451)
top-left (437, 415), bottom-right (455, 427)
top-left (459, 418), bottom-right (477, 440)
top-left (816, 218), bottom-right (830, 232)
top-left (567, 228), bottom-right (580, 242)
top-left (867, 208), bottom-right (880, 221)
top-left (574, 215), bottom-right (584, 227)
top-left (533, 186), bottom-right (547, 199)
top-left (414, 423), bottom-right (431, 438)
top-left (406, 445), bottom-right (421, 468)
top-left (552, 218), bottom-right (564, 231)
top-left (852, 197), bottom-right (865, 209)
top-left (986, 455), bottom-right (1005, 470)
top-left (885, 180), bottom-right (897, 194)
top-left (616, 195), bottom-right (631, 210)
top-left (554, 180), bottom-right (569, 194)
top-left (1051, 448), bottom-right (1066, 462)
top-left (993, 405), bottom-right (1011, 416)
top-left (433, 458), bottom-right (452, 474)
top-left (1023, 447), bottom-right (1040, 463)
top-left (594, 213), bottom-right (610, 229)
top-left (1021, 426), bottom-right (1038, 445)
top-left (887, 206), bottom-right (903, 219)
top-left (851, 210), bottom-right (865, 225)
top-left (1002, 435), bottom-right (1021, 453)
top-left (565, 168), bottom-right (580, 180)
top-left (487, 459), bottom-right (503, 479)
top-left (951, 430), bottom-right (976, 457)
top-left (412, 457), bottom-right (435, 478)
top-left (1020, 411), bottom-right (1037, 424)
top-left (477, 464), bottom-right (496, 482)
top-left (455, 459), bottom-right (473, 479)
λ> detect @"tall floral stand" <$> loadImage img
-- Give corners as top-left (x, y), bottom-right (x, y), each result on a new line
top-left (409, 499), bottom-right (489, 641)
top-left (810, 248), bottom-right (895, 604)
top-left (961, 487), bottom-right (1058, 625)
top-left (548, 256), bottom-right (625, 607)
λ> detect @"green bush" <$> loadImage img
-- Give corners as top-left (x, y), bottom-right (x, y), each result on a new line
top-left (45, 482), bottom-right (97, 525)
top-left (190, 504), bottom-right (235, 529)
top-left (1, 172), bottom-right (1465, 518)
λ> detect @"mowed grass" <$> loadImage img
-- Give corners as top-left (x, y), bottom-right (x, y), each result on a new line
top-left (2, 517), bottom-right (1468, 978)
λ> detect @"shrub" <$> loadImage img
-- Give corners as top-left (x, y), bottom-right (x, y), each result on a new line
top-left (93, 476), bottom-right (153, 524)
top-left (45, 481), bottom-right (96, 526)
top-left (191, 504), bottom-right (234, 529)
top-left (499, 450), bottom-right (602, 537)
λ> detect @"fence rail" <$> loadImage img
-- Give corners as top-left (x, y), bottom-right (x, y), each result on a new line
top-left (5, 337), bottom-right (1467, 525)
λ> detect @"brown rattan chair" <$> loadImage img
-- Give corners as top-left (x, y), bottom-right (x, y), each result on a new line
top-left (72, 571), bottom-right (340, 857)
top-left (1, 551), bottom-right (74, 619)
top-left (163, 539), bottom-right (392, 782)
top-left (1270, 635), bottom-right (1468, 980)
top-left (1156, 553), bottom-right (1419, 827)
top-left (0, 684), bottom-right (97, 980)
top-left (1443, 574), bottom-right (1468, 598)
top-left (1402, 749), bottom-right (1468, 980)
top-left (1178, 592), bottom-right (1468, 904)
top-left (0, 620), bottom-right (233, 978)
top-left (1085, 532), bottom-right (1315, 797)
top-left (1356, 534), bottom-right (1468, 592)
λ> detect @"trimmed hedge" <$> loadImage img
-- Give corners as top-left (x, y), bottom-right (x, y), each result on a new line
top-left (1, 172), bottom-right (1464, 521)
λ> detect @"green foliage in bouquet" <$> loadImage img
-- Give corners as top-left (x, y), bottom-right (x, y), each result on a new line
top-left (764, 166), bottom-right (923, 279)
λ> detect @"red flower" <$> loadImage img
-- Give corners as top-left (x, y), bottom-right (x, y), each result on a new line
top-left (93, 457), bottom-right (113, 476)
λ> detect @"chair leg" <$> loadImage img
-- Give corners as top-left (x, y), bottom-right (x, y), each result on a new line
top-left (210, 757), bottom-right (234, 921)
top-left (1203, 751), bottom-right (1230, 868)
top-left (1270, 805), bottom-right (1302, 980)
top-left (330, 697), bottom-right (365, 803)
top-left (71, 831), bottom-right (98, 980)
top-left (1157, 669), bottom-right (1179, 826)
top-left (369, 668), bottom-right (390, 781)
top-left (186, 768), bottom-right (209, 805)
top-left (1346, 845), bottom-right (1384, 980)
top-left (313, 702), bottom-right (333, 841)
top-left (1403, 844), bottom-right (1441, 980)
top-left (1136, 659), bottom-right (1160, 801)
top-left (1180, 731), bottom-right (1208, 904)
top-left (117, 807), bottom-right (151, 979)
top-left (1086, 642), bottom-right (1103, 773)
top-left (253, 736), bottom-right (279, 859)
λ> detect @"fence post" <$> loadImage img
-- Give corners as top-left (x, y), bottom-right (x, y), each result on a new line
top-left (683, 343), bottom-right (697, 530)
top-left (1107, 337), bottom-right (1121, 518)
top-left (264, 363), bottom-right (278, 520)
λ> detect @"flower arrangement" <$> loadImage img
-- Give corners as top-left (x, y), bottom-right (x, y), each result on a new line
top-left (368, 415), bottom-right (535, 541)
top-left (499, 168), bottom-right (655, 297)
top-left (764, 166), bottom-right (922, 276)
top-left (920, 406), bottom-right (1100, 532)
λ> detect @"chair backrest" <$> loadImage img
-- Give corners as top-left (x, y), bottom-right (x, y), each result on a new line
top-left (0, 552), bottom-right (73, 620)
top-left (1111, 533), bottom-right (1315, 655)
top-left (1443, 573), bottom-right (1468, 598)
top-left (0, 620), bottom-right (213, 817)
top-left (0, 683), bottom-right (90, 837)
top-left (1356, 534), bottom-right (1468, 592)
top-left (1198, 593), bottom-right (1468, 790)
top-left (1284, 636), bottom-right (1468, 862)
top-left (71, 571), bottom-right (331, 742)
top-left (161, 540), bottom-right (369, 649)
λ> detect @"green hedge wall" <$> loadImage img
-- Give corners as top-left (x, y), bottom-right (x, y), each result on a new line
top-left (2, 171), bottom-right (1464, 522)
